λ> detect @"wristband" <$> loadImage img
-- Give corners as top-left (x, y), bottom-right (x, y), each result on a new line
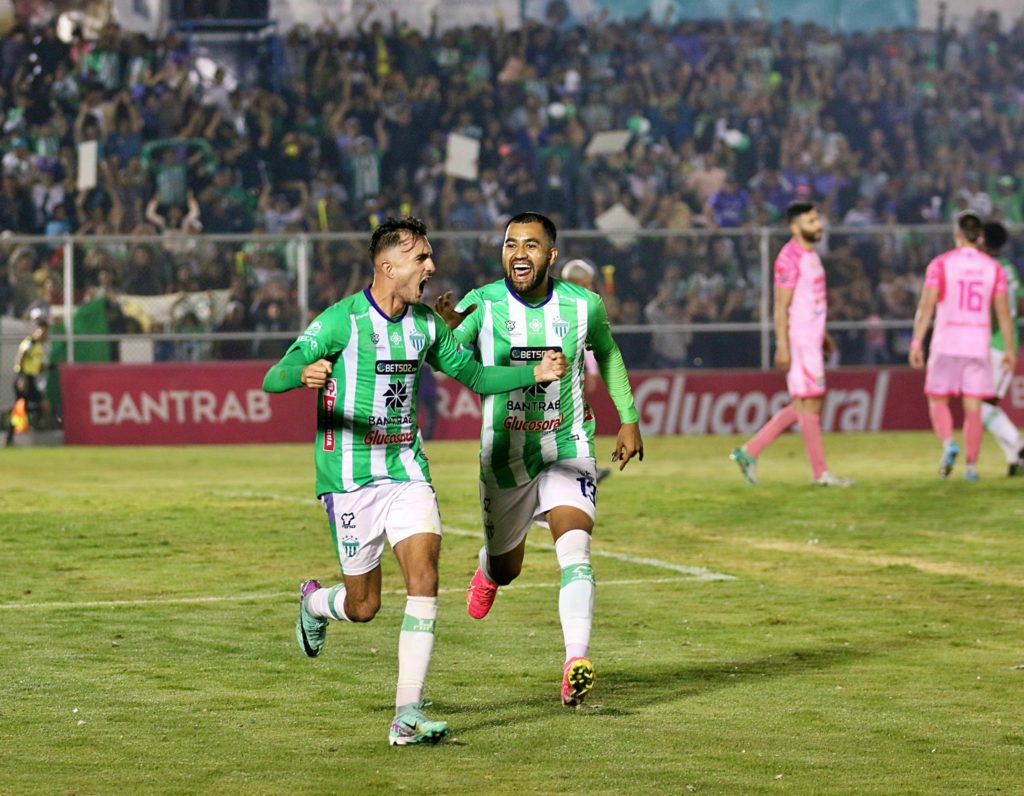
top-left (910, 339), bottom-right (922, 351)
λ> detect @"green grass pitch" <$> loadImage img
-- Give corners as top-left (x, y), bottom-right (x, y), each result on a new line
top-left (2, 432), bottom-right (1022, 794)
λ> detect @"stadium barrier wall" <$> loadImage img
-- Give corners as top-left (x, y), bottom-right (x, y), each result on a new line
top-left (438, 366), bottom-right (1024, 438)
top-left (60, 360), bottom-right (1024, 445)
top-left (61, 361), bottom-right (314, 445)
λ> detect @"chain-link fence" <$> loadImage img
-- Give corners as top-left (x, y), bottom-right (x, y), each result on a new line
top-left (1, 223), bottom-right (1019, 407)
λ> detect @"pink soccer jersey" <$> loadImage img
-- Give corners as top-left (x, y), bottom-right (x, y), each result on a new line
top-left (925, 247), bottom-right (1008, 357)
top-left (774, 238), bottom-right (827, 347)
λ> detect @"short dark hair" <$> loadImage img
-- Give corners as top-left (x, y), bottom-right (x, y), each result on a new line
top-left (956, 210), bottom-right (983, 243)
top-left (982, 220), bottom-right (1008, 252)
top-left (785, 201), bottom-right (816, 224)
top-left (368, 216), bottom-right (428, 261)
top-left (505, 211), bottom-right (557, 245)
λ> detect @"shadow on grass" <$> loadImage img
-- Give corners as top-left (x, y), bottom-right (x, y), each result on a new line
top-left (440, 643), bottom-right (872, 732)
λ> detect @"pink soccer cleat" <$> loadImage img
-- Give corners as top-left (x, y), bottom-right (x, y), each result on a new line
top-left (466, 568), bottom-right (498, 619)
top-left (561, 657), bottom-right (595, 707)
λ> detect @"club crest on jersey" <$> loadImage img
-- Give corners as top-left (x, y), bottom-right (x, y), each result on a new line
top-left (341, 535), bottom-right (359, 556)
top-left (551, 317), bottom-right (570, 338)
top-left (299, 320), bottom-right (322, 352)
top-left (409, 330), bottom-right (425, 351)
top-left (505, 320), bottom-right (516, 332)
top-left (529, 317), bottom-right (543, 332)
top-left (383, 382), bottom-right (409, 410)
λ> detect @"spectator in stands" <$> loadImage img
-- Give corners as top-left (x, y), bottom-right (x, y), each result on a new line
top-left (2, 7), bottom-right (1023, 370)
top-left (213, 300), bottom-right (252, 360)
top-left (705, 175), bottom-right (750, 228)
top-left (644, 286), bottom-right (691, 369)
top-left (122, 244), bottom-right (167, 296)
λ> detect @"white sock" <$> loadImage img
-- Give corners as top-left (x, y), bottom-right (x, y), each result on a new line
top-left (395, 595), bottom-right (437, 709)
top-left (555, 529), bottom-right (594, 662)
top-left (981, 403), bottom-right (1022, 463)
top-left (308, 585), bottom-right (351, 621)
top-left (478, 546), bottom-right (495, 583)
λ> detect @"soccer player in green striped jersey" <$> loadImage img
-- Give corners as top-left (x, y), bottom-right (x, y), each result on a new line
top-left (980, 221), bottom-right (1024, 475)
top-left (435, 211), bottom-right (644, 707)
top-left (262, 217), bottom-right (567, 745)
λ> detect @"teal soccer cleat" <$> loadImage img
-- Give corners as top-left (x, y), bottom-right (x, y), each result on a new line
top-left (388, 702), bottom-right (449, 746)
top-left (296, 579), bottom-right (327, 658)
top-left (729, 447), bottom-right (758, 485)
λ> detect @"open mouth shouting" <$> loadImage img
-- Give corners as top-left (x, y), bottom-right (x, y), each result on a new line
top-left (416, 274), bottom-right (430, 300)
top-left (502, 220), bottom-right (555, 298)
top-left (510, 260), bottom-right (533, 284)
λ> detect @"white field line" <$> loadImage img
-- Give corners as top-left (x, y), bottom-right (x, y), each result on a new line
top-left (441, 526), bottom-right (734, 581)
top-left (217, 490), bottom-right (734, 582)
top-left (0, 490), bottom-right (734, 611)
top-left (0, 577), bottom-right (702, 611)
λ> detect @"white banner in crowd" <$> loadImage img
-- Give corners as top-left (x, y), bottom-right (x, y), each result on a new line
top-left (269, 0), bottom-right (519, 34)
top-left (261, 0), bottom-right (916, 35)
top-left (102, 0), bottom-right (930, 38)
top-left (918, 0), bottom-right (1023, 30)
top-left (111, 0), bottom-right (163, 37)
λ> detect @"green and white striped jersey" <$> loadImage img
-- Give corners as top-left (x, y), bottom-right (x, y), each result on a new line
top-left (455, 277), bottom-right (639, 488)
top-left (992, 256), bottom-right (1021, 352)
top-left (263, 289), bottom-right (538, 496)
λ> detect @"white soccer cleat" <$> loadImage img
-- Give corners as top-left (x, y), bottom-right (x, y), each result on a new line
top-left (813, 471), bottom-right (854, 487)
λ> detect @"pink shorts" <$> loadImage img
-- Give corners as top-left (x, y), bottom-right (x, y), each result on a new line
top-left (787, 343), bottom-right (826, 398)
top-left (925, 353), bottom-right (994, 398)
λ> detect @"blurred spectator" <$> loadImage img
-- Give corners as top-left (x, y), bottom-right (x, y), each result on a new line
top-left (0, 8), bottom-right (1021, 369)
top-left (705, 176), bottom-right (750, 228)
top-left (644, 286), bottom-right (691, 368)
top-left (122, 244), bottom-right (167, 296)
top-left (213, 299), bottom-right (253, 360)
top-left (5, 316), bottom-right (51, 446)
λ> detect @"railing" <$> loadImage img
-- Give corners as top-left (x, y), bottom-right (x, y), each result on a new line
top-left (1, 223), bottom-right (1018, 383)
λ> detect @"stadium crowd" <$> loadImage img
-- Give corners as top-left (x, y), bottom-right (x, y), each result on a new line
top-left (0, 6), bottom-right (1022, 367)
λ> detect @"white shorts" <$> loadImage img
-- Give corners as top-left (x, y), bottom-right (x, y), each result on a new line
top-left (480, 458), bottom-right (597, 557)
top-left (321, 481), bottom-right (441, 576)
top-left (990, 347), bottom-right (1013, 400)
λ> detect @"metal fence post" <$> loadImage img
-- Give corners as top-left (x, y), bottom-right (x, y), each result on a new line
top-left (297, 234), bottom-right (309, 326)
top-left (63, 235), bottom-right (74, 364)
top-left (759, 226), bottom-right (771, 370)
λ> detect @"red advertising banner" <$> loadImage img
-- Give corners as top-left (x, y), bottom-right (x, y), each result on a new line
top-left (61, 361), bottom-right (315, 445)
top-left (433, 363), bottom-right (1024, 440)
top-left (61, 361), bottom-right (1024, 445)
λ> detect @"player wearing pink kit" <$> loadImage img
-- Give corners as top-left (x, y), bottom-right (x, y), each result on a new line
top-left (909, 211), bottom-right (1016, 480)
top-left (731, 202), bottom-right (852, 486)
